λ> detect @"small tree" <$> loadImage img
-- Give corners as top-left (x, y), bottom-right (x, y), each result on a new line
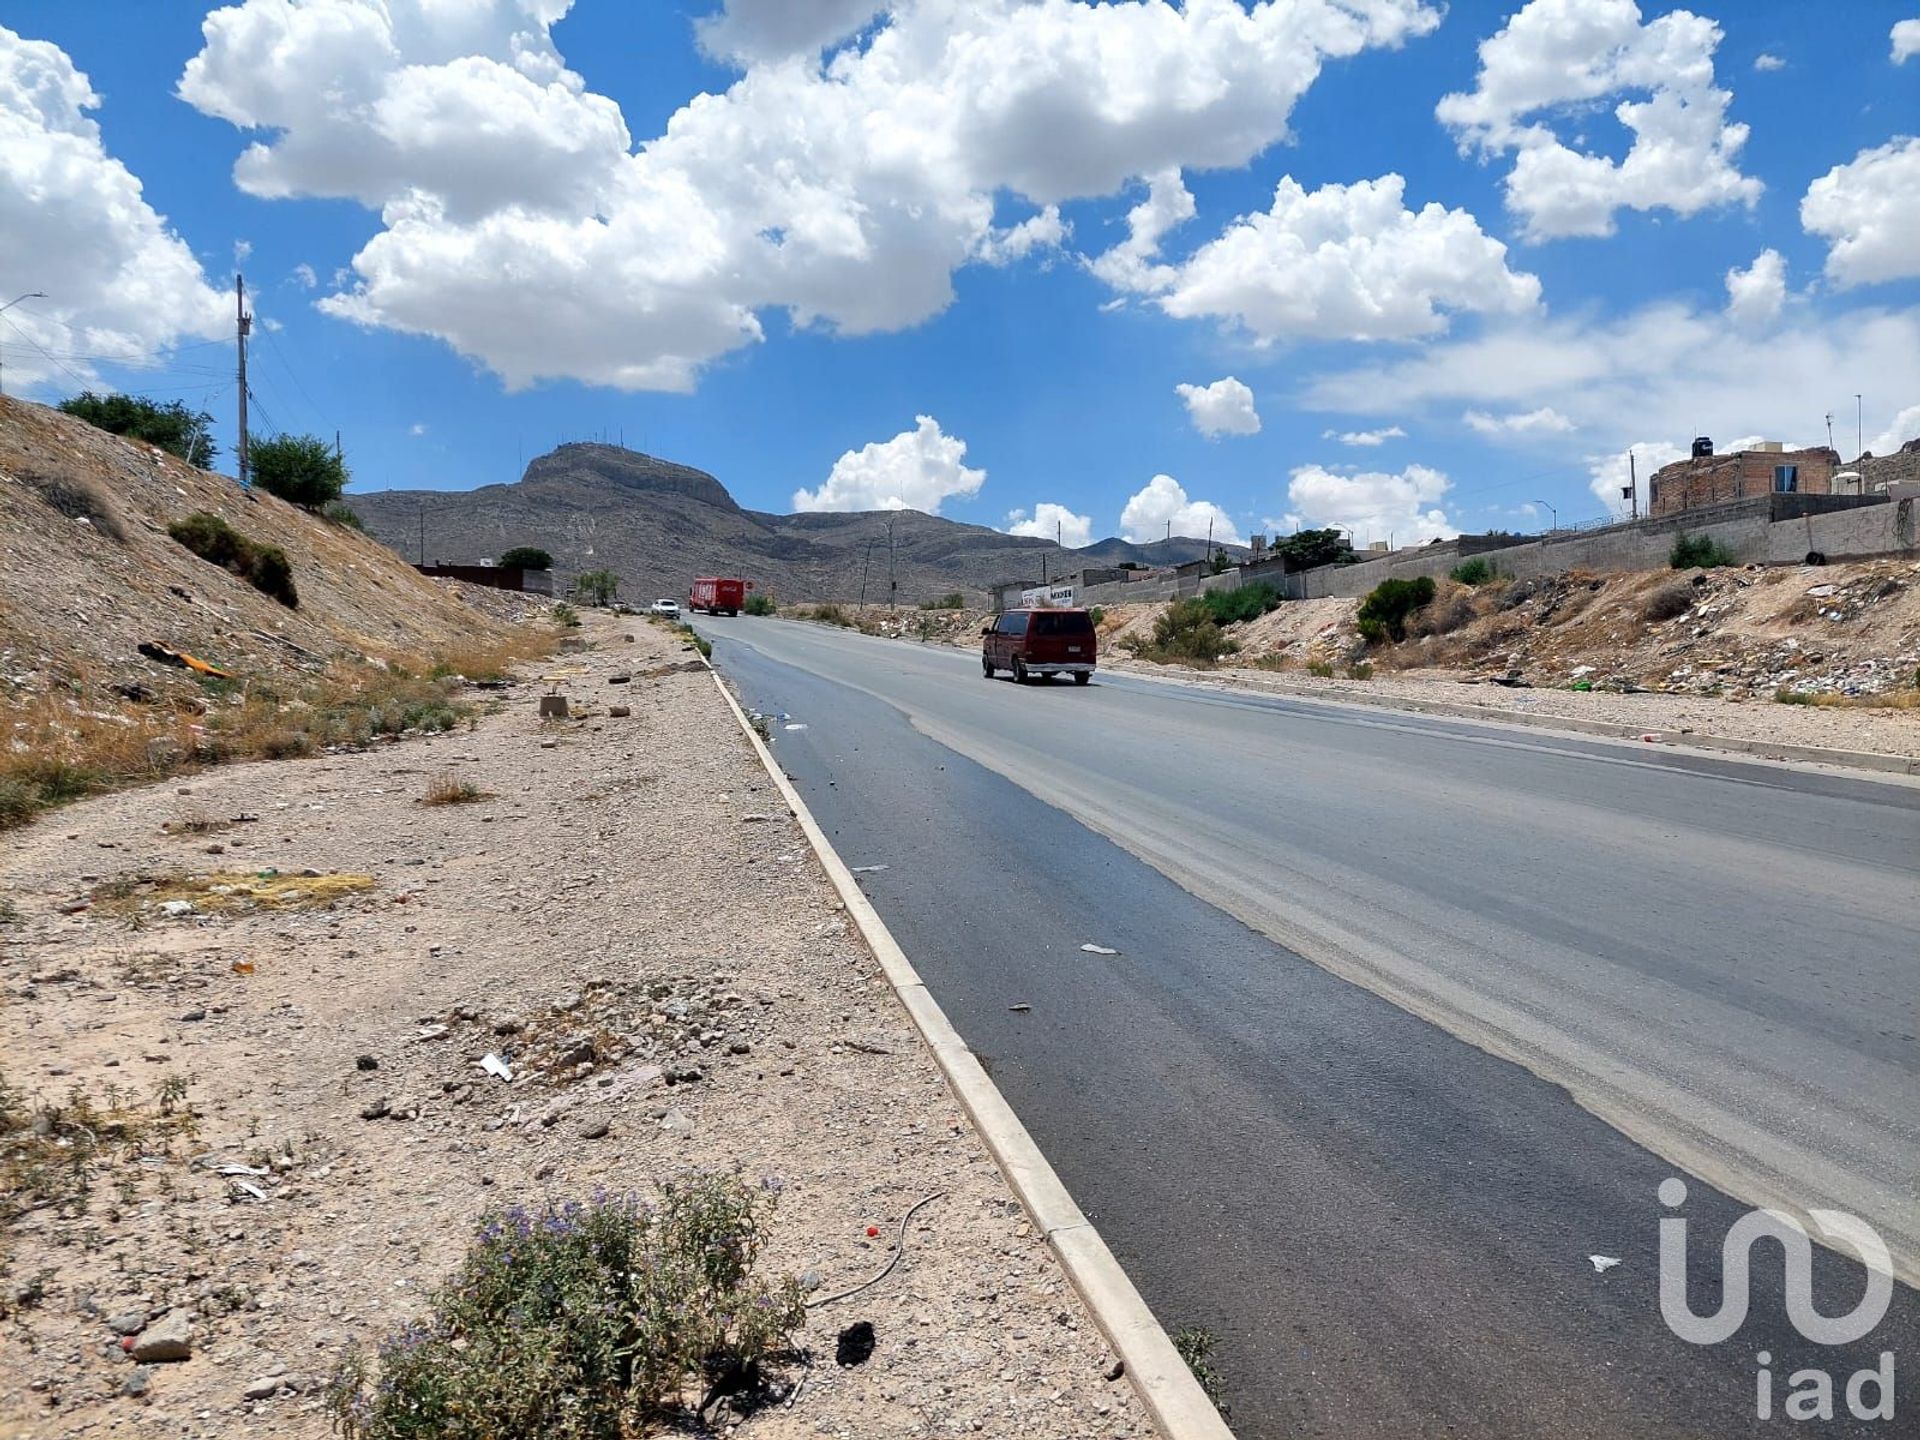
top-left (575, 569), bottom-right (621, 606)
top-left (249, 433), bottom-right (347, 509)
top-left (497, 546), bottom-right (553, 571)
top-left (59, 392), bottom-right (217, 467)
top-left (1273, 528), bottom-right (1355, 570)
top-left (1356, 576), bottom-right (1436, 643)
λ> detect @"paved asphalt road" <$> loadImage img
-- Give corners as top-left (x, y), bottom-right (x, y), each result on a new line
top-left (693, 614), bottom-right (1919, 1437)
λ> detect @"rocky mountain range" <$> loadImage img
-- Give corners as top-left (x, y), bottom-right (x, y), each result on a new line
top-left (350, 443), bottom-right (1242, 604)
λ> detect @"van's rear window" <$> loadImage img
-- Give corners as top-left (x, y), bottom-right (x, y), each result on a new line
top-left (1030, 611), bottom-right (1094, 636)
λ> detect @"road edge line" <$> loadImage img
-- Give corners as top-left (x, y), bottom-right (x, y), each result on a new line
top-left (705, 665), bottom-right (1235, 1440)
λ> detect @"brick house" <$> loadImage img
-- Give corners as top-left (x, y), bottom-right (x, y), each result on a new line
top-left (1647, 442), bottom-right (1839, 517)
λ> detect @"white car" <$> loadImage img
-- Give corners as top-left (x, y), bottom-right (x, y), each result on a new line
top-left (649, 598), bottom-right (682, 617)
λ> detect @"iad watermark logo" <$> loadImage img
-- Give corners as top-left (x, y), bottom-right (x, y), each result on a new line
top-left (1658, 1177), bottom-right (1897, 1422)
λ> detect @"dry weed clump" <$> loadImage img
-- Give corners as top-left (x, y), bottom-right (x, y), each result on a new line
top-left (421, 772), bottom-right (488, 806)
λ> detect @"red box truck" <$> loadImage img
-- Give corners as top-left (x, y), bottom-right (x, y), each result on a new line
top-left (688, 577), bottom-right (753, 615)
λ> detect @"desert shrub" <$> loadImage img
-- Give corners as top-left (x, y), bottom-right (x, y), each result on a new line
top-left (742, 592), bottom-right (776, 616)
top-left (808, 603), bottom-right (853, 627)
top-left (1641, 580), bottom-right (1697, 621)
top-left (1129, 599), bottom-right (1236, 664)
top-left (58, 392), bottom-right (216, 467)
top-left (166, 511), bottom-right (298, 608)
top-left (1199, 582), bottom-right (1281, 626)
top-left (576, 568), bottom-right (621, 606)
top-left (323, 500), bottom-right (365, 530)
top-left (1670, 532), bottom-right (1735, 569)
top-left (1406, 585), bottom-right (1478, 638)
top-left (0, 779), bottom-right (37, 832)
top-left (1355, 575), bottom-right (1436, 643)
top-left (249, 433), bottom-right (346, 509)
top-left (328, 1178), bottom-right (804, 1440)
top-left (1346, 661), bottom-right (1374, 680)
top-left (552, 602), bottom-right (581, 628)
top-left (497, 545), bottom-right (553, 571)
top-left (1449, 557), bottom-right (1496, 586)
top-left (918, 592), bottom-right (965, 610)
top-left (1306, 661), bottom-right (1335, 678)
top-left (1087, 606), bottom-right (1105, 626)
top-left (17, 467), bottom-right (127, 541)
top-left (421, 772), bottom-right (485, 805)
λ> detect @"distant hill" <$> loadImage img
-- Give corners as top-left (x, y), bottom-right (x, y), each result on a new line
top-left (351, 442), bottom-right (1243, 604)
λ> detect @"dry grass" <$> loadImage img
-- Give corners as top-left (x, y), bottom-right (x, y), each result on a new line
top-left (91, 869), bottom-right (377, 918)
top-left (1775, 686), bottom-right (1920, 710)
top-left (421, 772), bottom-right (489, 806)
top-left (2, 1070), bottom-right (198, 1244)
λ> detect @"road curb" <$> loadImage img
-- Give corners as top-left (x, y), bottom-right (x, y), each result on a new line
top-left (1111, 664), bottom-right (1920, 777)
top-left (706, 667), bottom-right (1235, 1440)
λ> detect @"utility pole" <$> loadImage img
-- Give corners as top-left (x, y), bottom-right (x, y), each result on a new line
top-left (886, 512), bottom-right (898, 614)
top-left (1857, 393), bottom-right (1864, 459)
top-left (335, 430), bottom-right (343, 469)
top-left (418, 506), bottom-right (426, 566)
top-left (1627, 450), bottom-right (1637, 521)
top-left (859, 538), bottom-right (874, 609)
top-left (235, 275), bottom-right (252, 490)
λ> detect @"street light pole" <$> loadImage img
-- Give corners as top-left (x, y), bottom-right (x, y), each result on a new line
top-left (0, 291), bottom-right (49, 396)
top-left (1535, 499), bottom-right (1557, 532)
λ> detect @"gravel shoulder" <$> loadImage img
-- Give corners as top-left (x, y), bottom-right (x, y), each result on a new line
top-left (0, 613), bottom-right (1149, 1439)
top-left (1102, 657), bottom-right (1920, 762)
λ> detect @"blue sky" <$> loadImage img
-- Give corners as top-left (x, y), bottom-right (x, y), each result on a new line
top-left (3, 0), bottom-right (1917, 549)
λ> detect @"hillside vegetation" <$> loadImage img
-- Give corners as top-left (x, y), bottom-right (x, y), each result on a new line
top-left (0, 395), bottom-right (556, 827)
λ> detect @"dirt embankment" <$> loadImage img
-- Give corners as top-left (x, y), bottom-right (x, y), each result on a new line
top-left (0, 395), bottom-right (547, 706)
top-left (0, 614), bottom-right (1149, 1439)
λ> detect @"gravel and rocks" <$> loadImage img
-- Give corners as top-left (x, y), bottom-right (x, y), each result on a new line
top-left (0, 613), bottom-right (1147, 1439)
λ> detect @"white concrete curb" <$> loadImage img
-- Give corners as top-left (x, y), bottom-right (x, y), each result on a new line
top-left (705, 666), bottom-right (1235, 1440)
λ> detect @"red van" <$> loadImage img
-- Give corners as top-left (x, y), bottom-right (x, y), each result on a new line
top-left (982, 608), bottom-right (1097, 684)
top-left (688, 577), bottom-right (752, 615)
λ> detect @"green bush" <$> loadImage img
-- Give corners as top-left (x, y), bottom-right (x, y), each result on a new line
top-left (322, 499), bottom-right (365, 530)
top-left (1130, 598), bottom-right (1236, 664)
top-left (1670, 532), bottom-right (1736, 569)
top-left (249, 433), bottom-right (347, 509)
top-left (1449, 557), bottom-right (1496, 586)
top-left (59, 392), bottom-right (216, 467)
top-left (918, 592), bottom-right (965, 610)
top-left (807, 603), bottom-right (853, 627)
top-left (1355, 575), bottom-right (1435, 643)
top-left (166, 511), bottom-right (298, 608)
top-left (1273, 528), bottom-right (1355, 569)
top-left (1087, 606), bottom-right (1104, 626)
top-left (497, 546), bottom-right (553, 571)
top-left (742, 592), bottom-right (776, 616)
top-left (1200, 582), bottom-right (1281, 626)
top-left (551, 602), bottom-right (581, 629)
top-left (329, 1179), bottom-right (804, 1440)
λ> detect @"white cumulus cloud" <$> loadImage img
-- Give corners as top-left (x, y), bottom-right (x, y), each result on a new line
top-left (1868, 403), bottom-right (1920, 458)
top-left (1587, 442), bottom-right (1685, 518)
top-left (1305, 297), bottom-right (1920, 515)
top-left (1006, 502), bottom-right (1094, 549)
top-left (1324, 425), bottom-right (1406, 446)
top-left (1724, 248), bottom-right (1786, 328)
top-left (178, 0), bottom-right (1441, 391)
top-left (1119, 473), bottom-right (1242, 545)
top-left (1464, 406), bottom-right (1576, 437)
top-left (0, 25), bottom-right (227, 390)
top-left (1437, 0), bottom-right (1761, 240)
top-left (1175, 376), bottom-right (1260, 437)
top-left (794, 415), bottom-right (985, 514)
top-left (697, 0), bottom-right (886, 63)
top-left (1286, 462), bottom-right (1456, 545)
top-left (1893, 18), bottom-right (1920, 64)
top-left (1752, 52), bottom-right (1784, 73)
top-left (1801, 138), bottom-right (1920, 288)
top-left (1096, 172), bottom-right (1538, 342)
